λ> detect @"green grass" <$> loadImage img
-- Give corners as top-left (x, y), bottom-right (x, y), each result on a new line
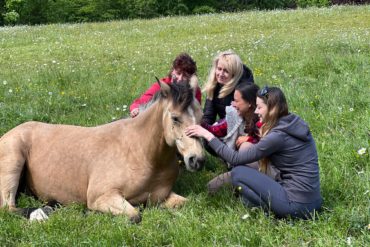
top-left (1, 5), bottom-right (369, 246)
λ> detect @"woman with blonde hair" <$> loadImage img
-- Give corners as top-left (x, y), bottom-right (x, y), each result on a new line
top-left (186, 86), bottom-right (322, 219)
top-left (202, 50), bottom-right (254, 125)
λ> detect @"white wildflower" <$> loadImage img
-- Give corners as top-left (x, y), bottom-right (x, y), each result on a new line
top-left (8, 89), bottom-right (13, 93)
top-left (116, 107), bottom-right (120, 111)
top-left (3, 80), bottom-right (7, 85)
top-left (357, 148), bottom-right (366, 155)
top-left (48, 92), bottom-right (53, 96)
top-left (81, 103), bottom-right (87, 107)
top-left (346, 237), bottom-right (351, 246)
top-left (349, 108), bottom-right (354, 112)
top-left (241, 213), bottom-right (249, 220)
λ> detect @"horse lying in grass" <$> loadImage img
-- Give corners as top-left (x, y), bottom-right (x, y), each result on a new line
top-left (0, 80), bottom-right (204, 223)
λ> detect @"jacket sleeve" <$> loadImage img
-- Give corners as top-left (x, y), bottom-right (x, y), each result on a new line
top-left (201, 119), bottom-right (227, 137)
top-left (202, 99), bottom-right (217, 125)
top-left (208, 131), bottom-right (283, 166)
top-left (129, 82), bottom-right (161, 112)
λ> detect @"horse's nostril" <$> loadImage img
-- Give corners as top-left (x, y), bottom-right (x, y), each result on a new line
top-left (189, 156), bottom-right (195, 165)
top-left (188, 156), bottom-right (204, 171)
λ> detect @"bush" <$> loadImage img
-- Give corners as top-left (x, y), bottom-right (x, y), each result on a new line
top-left (131, 0), bottom-right (159, 18)
top-left (331, 0), bottom-right (369, 4)
top-left (296, 0), bottom-right (330, 7)
top-left (172, 3), bottom-right (189, 15)
top-left (1, 0), bottom-right (369, 26)
top-left (247, 0), bottom-right (297, 10)
top-left (0, 0), bottom-right (5, 25)
top-left (3, 9), bottom-right (18, 24)
top-left (192, 5), bottom-right (216, 15)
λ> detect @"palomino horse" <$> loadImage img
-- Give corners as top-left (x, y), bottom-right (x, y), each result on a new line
top-left (0, 80), bottom-right (204, 222)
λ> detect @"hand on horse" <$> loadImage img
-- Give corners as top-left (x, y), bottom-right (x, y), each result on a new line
top-left (130, 108), bottom-right (139, 118)
top-left (185, 125), bottom-right (215, 142)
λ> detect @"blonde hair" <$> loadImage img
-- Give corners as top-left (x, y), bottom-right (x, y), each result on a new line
top-left (203, 50), bottom-right (244, 100)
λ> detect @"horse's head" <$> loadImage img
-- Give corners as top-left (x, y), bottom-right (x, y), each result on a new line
top-left (157, 79), bottom-right (205, 172)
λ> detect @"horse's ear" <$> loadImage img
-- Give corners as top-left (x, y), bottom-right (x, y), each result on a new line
top-left (156, 76), bottom-right (170, 98)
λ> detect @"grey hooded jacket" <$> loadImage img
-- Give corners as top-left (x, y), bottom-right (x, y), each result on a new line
top-left (209, 113), bottom-right (321, 203)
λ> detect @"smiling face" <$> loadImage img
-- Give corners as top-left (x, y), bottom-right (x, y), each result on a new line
top-left (255, 97), bottom-right (268, 123)
top-left (233, 90), bottom-right (252, 117)
top-left (215, 58), bottom-right (232, 85)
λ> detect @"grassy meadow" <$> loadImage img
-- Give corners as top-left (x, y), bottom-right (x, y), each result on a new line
top-left (1, 5), bottom-right (369, 246)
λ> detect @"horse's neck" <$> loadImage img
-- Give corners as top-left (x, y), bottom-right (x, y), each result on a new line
top-left (132, 102), bottom-right (176, 163)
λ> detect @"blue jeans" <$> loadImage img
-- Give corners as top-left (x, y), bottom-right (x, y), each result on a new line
top-left (231, 166), bottom-right (322, 219)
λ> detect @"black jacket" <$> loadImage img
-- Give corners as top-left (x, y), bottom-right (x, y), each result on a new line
top-left (202, 65), bottom-right (254, 125)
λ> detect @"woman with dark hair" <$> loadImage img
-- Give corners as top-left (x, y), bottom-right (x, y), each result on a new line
top-left (202, 83), bottom-right (262, 194)
top-left (186, 86), bottom-right (322, 219)
top-left (201, 83), bottom-right (260, 147)
top-left (130, 53), bottom-right (202, 117)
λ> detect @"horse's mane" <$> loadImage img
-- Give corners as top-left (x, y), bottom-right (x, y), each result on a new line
top-left (140, 81), bottom-right (194, 112)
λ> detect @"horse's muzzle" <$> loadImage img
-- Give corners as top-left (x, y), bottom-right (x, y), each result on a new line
top-left (184, 155), bottom-right (205, 172)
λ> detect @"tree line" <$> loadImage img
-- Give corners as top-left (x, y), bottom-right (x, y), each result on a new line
top-left (1, 0), bottom-right (368, 26)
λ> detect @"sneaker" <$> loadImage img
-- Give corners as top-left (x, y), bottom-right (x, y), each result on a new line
top-left (207, 172), bottom-right (231, 195)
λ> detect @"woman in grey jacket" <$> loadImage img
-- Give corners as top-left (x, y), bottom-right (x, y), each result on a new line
top-left (186, 86), bottom-right (322, 219)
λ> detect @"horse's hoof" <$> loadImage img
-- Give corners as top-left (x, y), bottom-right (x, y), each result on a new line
top-left (129, 214), bottom-right (142, 224)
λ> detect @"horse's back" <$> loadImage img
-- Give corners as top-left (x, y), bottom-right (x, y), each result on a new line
top-left (0, 120), bottom-right (116, 204)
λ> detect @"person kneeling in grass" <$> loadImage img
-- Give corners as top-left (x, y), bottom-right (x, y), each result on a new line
top-left (201, 83), bottom-right (280, 194)
top-left (185, 86), bottom-right (322, 219)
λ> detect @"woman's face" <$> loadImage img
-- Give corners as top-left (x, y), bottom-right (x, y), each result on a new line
top-left (255, 97), bottom-right (268, 123)
top-left (233, 90), bottom-right (251, 117)
top-left (171, 69), bottom-right (189, 82)
top-left (215, 59), bottom-right (231, 85)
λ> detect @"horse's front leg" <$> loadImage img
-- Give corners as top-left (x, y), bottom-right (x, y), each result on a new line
top-left (160, 192), bottom-right (188, 209)
top-left (88, 191), bottom-right (141, 223)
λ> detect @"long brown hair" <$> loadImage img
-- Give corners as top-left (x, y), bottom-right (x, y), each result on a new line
top-left (257, 86), bottom-right (289, 173)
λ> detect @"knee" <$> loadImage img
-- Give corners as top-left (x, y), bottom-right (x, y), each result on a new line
top-left (231, 166), bottom-right (248, 186)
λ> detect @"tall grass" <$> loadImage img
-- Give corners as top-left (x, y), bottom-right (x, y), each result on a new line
top-left (0, 5), bottom-right (369, 246)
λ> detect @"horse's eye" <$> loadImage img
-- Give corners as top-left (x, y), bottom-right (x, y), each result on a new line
top-left (172, 116), bottom-right (182, 124)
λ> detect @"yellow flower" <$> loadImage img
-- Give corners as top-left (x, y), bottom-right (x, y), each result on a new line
top-left (254, 68), bottom-right (263, 76)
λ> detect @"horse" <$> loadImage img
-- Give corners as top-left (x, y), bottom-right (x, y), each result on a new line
top-left (0, 80), bottom-right (205, 223)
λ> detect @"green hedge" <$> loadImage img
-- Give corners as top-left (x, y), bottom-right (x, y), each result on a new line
top-left (0, 0), bottom-right (368, 26)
